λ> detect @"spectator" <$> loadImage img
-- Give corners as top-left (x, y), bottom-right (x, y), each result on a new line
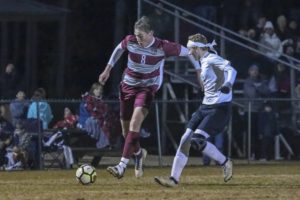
top-left (255, 16), bottom-right (267, 38)
top-left (258, 101), bottom-right (277, 161)
top-left (12, 122), bottom-right (33, 169)
top-left (0, 63), bottom-right (19, 99)
top-left (27, 88), bottom-right (53, 130)
top-left (73, 83), bottom-right (110, 167)
top-left (9, 91), bottom-right (29, 127)
top-left (53, 107), bottom-right (78, 129)
top-left (0, 104), bottom-right (12, 124)
top-left (79, 82), bottom-right (109, 149)
top-left (269, 60), bottom-right (291, 98)
top-left (259, 21), bottom-right (283, 61)
top-left (286, 19), bottom-right (299, 41)
top-left (275, 15), bottom-right (288, 40)
top-left (0, 111), bottom-right (14, 169)
top-left (243, 64), bottom-right (271, 159)
top-left (294, 37), bottom-right (300, 59)
top-left (101, 106), bottom-right (122, 149)
top-left (3, 146), bottom-right (26, 171)
top-left (244, 64), bottom-right (271, 109)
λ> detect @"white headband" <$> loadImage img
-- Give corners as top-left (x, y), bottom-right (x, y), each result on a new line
top-left (187, 40), bottom-right (217, 54)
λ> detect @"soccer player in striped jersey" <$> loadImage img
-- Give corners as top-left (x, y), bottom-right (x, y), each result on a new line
top-left (99, 16), bottom-right (201, 179)
top-left (155, 33), bottom-right (237, 187)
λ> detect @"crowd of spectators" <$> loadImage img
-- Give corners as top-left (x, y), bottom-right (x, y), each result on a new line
top-left (0, 81), bottom-right (122, 170)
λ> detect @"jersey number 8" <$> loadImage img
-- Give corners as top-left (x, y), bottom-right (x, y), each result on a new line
top-left (141, 55), bottom-right (146, 64)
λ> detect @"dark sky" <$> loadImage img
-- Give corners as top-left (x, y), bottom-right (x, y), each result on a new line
top-left (33, 0), bottom-right (137, 98)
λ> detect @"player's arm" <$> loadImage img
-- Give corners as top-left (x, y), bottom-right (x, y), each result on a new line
top-left (179, 46), bottom-right (201, 70)
top-left (99, 43), bottom-right (125, 85)
top-left (196, 69), bottom-right (203, 91)
top-left (220, 64), bottom-right (237, 94)
top-left (220, 65), bottom-right (237, 93)
top-left (212, 56), bottom-right (237, 93)
top-left (162, 41), bottom-right (201, 70)
top-left (179, 46), bottom-right (203, 90)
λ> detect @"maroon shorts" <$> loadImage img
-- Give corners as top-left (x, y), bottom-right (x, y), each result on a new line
top-left (119, 82), bottom-right (157, 120)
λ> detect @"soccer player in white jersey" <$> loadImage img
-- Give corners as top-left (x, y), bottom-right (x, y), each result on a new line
top-left (99, 16), bottom-right (201, 179)
top-left (154, 33), bottom-right (237, 187)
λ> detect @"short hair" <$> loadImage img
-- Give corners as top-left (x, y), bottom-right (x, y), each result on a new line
top-left (188, 33), bottom-right (208, 50)
top-left (188, 33), bottom-right (207, 44)
top-left (134, 16), bottom-right (152, 33)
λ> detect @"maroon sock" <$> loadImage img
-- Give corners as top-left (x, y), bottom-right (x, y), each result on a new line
top-left (122, 131), bottom-right (140, 158)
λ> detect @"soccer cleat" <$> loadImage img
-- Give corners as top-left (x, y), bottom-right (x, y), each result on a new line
top-left (222, 159), bottom-right (233, 182)
top-left (106, 165), bottom-right (125, 179)
top-left (134, 148), bottom-right (147, 178)
top-left (154, 176), bottom-right (178, 187)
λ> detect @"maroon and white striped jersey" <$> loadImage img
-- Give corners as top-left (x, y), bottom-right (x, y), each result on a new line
top-left (108, 35), bottom-right (199, 90)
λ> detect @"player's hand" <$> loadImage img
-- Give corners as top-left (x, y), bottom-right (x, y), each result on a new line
top-left (98, 65), bottom-right (112, 85)
top-left (219, 82), bottom-right (232, 94)
top-left (99, 71), bottom-right (109, 85)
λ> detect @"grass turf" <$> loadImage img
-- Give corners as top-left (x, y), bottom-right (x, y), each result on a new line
top-left (0, 162), bottom-right (300, 200)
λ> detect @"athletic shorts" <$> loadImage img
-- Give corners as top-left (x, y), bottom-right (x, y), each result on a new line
top-left (187, 102), bottom-right (231, 136)
top-left (119, 82), bottom-right (157, 120)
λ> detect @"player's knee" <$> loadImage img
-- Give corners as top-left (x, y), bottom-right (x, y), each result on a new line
top-left (129, 119), bottom-right (142, 132)
top-left (191, 134), bottom-right (207, 151)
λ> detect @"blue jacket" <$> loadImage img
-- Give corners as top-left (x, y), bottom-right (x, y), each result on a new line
top-left (27, 101), bottom-right (53, 129)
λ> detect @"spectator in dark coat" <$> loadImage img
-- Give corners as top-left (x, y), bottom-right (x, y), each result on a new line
top-left (0, 63), bottom-right (19, 99)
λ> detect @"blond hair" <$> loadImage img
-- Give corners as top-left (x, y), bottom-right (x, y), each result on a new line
top-left (134, 16), bottom-right (152, 33)
top-left (188, 33), bottom-right (209, 50)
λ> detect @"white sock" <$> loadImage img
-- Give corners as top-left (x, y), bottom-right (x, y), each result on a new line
top-left (119, 157), bottom-right (129, 169)
top-left (202, 142), bottom-right (226, 165)
top-left (170, 151), bottom-right (188, 182)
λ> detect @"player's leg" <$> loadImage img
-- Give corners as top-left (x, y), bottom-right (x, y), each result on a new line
top-left (107, 107), bottom-right (148, 179)
top-left (107, 89), bottom-right (134, 178)
top-left (129, 88), bottom-right (154, 177)
top-left (129, 107), bottom-right (148, 178)
top-left (194, 104), bottom-right (233, 182)
top-left (107, 85), bottom-right (150, 179)
top-left (121, 117), bottom-right (148, 176)
top-left (120, 120), bottom-right (130, 138)
top-left (193, 129), bottom-right (227, 164)
top-left (155, 108), bottom-right (203, 187)
top-left (154, 128), bottom-right (193, 187)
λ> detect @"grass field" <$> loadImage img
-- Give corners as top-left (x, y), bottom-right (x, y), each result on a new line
top-left (0, 162), bottom-right (300, 200)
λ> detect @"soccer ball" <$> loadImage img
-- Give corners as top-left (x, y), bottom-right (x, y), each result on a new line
top-left (76, 164), bottom-right (97, 185)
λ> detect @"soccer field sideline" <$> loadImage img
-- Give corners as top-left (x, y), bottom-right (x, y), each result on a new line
top-left (0, 162), bottom-right (300, 200)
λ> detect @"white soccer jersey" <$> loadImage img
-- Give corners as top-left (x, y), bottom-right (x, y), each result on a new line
top-left (200, 52), bottom-right (237, 105)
